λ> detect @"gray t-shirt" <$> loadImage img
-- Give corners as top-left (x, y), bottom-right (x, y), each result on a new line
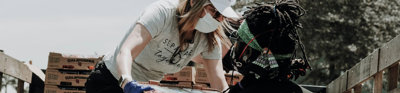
top-left (104, 0), bottom-right (222, 82)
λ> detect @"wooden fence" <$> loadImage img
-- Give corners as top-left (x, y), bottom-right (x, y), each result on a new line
top-left (327, 35), bottom-right (400, 93)
top-left (0, 51), bottom-right (45, 93)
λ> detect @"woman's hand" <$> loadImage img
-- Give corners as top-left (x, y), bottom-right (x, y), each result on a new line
top-left (124, 81), bottom-right (154, 93)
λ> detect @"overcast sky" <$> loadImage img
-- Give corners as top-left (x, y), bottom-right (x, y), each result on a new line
top-left (0, 0), bottom-right (158, 69)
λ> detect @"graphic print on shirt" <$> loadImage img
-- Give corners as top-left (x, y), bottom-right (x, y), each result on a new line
top-left (154, 38), bottom-right (193, 68)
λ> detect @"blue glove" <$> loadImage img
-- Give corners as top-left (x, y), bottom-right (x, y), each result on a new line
top-left (124, 81), bottom-right (154, 93)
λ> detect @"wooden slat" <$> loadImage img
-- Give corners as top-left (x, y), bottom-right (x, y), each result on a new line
top-left (339, 71), bottom-right (348, 92)
top-left (374, 71), bottom-right (383, 93)
top-left (0, 53), bottom-right (5, 73)
top-left (343, 90), bottom-right (351, 93)
top-left (4, 56), bottom-right (21, 79)
top-left (17, 79), bottom-right (24, 93)
top-left (328, 77), bottom-right (341, 93)
top-left (0, 72), bottom-right (3, 92)
top-left (347, 63), bottom-right (361, 88)
top-left (334, 78), bottom-right (340, 93)
top-left (388, 64), bottom-right (399, 91)
top-left (326, 81), bottom-right (335, 93)
top-left (389, 88), bottom-right (400, 93)
top-left (360, 56), bottom-right (371, 83)
top-left (353, 84), bottom-right (362, 93)
top-left (20, 63), bottom-right (32, 82)
top-left (379, 35), bottom-right (400, 71)
top-left (369, 49), bottom-right (379, 76)
top-left (0, 52), bottom-right (32, 83)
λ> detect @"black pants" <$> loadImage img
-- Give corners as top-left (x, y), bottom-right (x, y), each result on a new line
top-left (85, 61), bottom-right (123, 93)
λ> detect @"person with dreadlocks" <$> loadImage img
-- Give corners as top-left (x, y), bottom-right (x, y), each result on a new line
top-left (221, 0), bottom-right (311, 93)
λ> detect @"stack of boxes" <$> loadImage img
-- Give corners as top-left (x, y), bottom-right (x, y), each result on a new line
top-left (44, 52), bottom-right (102, 93)
top-left (193, 64), bottom-right (243, 89)
top-left (159, 66), bottom-right (195, 88)
top-left (193, 64), bottom-right (213, 90)
top-left (153, 64), bottom-right (243, 91)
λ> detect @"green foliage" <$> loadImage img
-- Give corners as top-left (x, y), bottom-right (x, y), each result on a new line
top-left (1, 74), bottom-right (29, 93)
top-left (1, 74), bottom-right (18, 93)
top-left (232, 0), bottom-right (400, 85)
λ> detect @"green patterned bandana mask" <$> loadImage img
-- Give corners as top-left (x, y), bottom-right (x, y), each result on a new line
top-left (237, 20), bottom-right (292, 60)
top-left (237, 20), bottom-right (263, 52)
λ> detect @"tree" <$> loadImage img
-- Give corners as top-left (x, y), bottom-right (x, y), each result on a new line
top-left (1, 75), bottom-right (17, 93)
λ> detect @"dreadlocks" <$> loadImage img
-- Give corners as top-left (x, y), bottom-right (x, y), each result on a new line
top-left (242, 0), bottom-right (305, 54)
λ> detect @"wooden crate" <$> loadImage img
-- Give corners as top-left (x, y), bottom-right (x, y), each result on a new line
top-left (45, 69), bottom-right (90, 87)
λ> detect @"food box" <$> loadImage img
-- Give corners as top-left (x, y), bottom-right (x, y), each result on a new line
top-left (45, 69), bottom-right (91, 87)
top-left (195, 67), bottom-right (210, 83)
top-left (161, 66), bottom-right (195, 82)
top-left (47, 52), bottom-right (102, 70)
top-left (44, 85), bottom-right (85, 93)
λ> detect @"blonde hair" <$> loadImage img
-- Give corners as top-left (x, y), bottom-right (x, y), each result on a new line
top-left (176, 0), bottom-right (230, 52)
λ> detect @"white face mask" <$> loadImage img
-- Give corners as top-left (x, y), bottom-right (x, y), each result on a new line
top-left (195, 11), bottom-right (221, 33)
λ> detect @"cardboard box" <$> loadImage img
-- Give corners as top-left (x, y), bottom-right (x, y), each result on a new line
top-left (47, 52), bottom-right (102, 70)
top-left (193, 83), bottom-right (210, 88)
top-left (225, 72), bottom-right (243, 86)
top-left (195, 67), bottom-right (243, 86)
top-left (44, 85), bottom-right (85, 93)
top-left (45, 69), bottom-right (90, 87)
top-left (193, 83), bottom-right (218, 91)
top-left (159, 81), bottom-right (193, 88)
top-left (195, 68), bottom-right (209, 83)
top-left (161, 66), bottom-right (195, 82)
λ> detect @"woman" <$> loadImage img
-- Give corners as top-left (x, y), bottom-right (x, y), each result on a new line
top-left (85, 0), bottom-right (239, 93)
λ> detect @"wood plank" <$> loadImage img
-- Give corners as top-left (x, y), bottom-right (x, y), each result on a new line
top-left (360, 56), bottom-right (371, 83)
top-left (17, 79), bottom-right (24, 93)
top-left (5, 56), bottom-right (21, 79)
top-left (369, 49), bottom-right (379, 76)
top-left (20, 63), bottom-right (32, 83)
top-left (326, 81), bottom-right (335, 93)
top-left (389, 88), bottom-right (400, 93)
top-left (347, 63), bottom-right (361, 88)
top-left (388, 64), bottom-right (399, 91)
top-left (0, 52), bottom-right (32, 83)
top-left (353, 84), bottom-right (362, 93)
top-left (0, 52), bottom-right (5, 73)
top-left (339, 71), bottom-right (348, 92)
top-left (334, 78), bottom-right (340, 93)
top-left (379, 35), bottom-right (400, 71)
top-left (343, 90), bottom-right (351, 93)
top-left (0, 72), bottom-right (3, 92)
top-left (328, 77), bottom-right (341, 93)
top-left (374, 71), bottom-right (383, 93)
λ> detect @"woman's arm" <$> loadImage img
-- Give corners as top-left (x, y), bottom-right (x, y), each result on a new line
top-left (192, 55), bottom-right (229, 92)
top-left (116, 23), bottom-right (152, 89)
top-left (203, 59), bottom-right (229, 92)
